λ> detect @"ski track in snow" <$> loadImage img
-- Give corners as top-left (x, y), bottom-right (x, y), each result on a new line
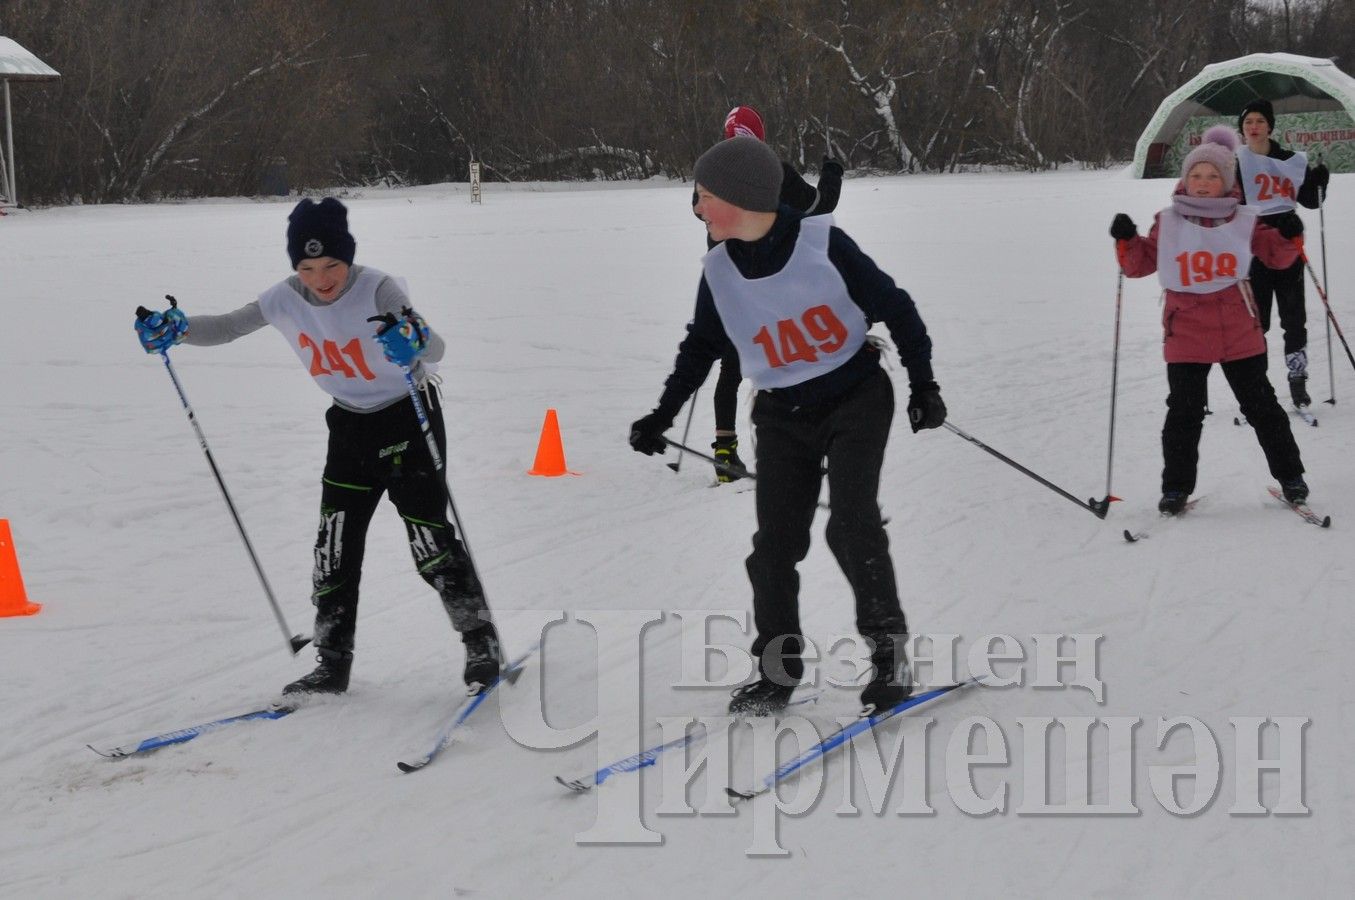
top-left (1, 172), bottom-right (1352, 896)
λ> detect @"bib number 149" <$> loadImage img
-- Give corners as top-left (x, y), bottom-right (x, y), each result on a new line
top-left (751, 304), bottom-right (849, 368)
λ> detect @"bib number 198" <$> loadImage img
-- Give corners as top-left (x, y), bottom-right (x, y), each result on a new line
top-left (1175, 250), bottom-right (1237, 287)
top-left (751, 305), bottom-right (849, 368)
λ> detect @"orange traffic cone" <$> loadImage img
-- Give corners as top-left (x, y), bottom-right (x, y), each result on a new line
top-left (0, 519), bottom-right (41, 617)
top-left (527, 408), bottom-right (577, 477)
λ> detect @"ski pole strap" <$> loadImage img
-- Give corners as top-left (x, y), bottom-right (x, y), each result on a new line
top-left (942, 421), bottom-right (1106, 518)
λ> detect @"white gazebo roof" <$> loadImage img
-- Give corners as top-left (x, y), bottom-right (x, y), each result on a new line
top-left (0, 36), bottom-right (60, 81)
top-left (1132, 53), bottom-right (1355, 177)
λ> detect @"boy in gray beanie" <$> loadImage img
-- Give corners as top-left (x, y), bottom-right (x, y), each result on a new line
top-left (630, 139), bottom-right (946, 717)
top-left (691, 128), bottom-right (847, 485)
top-left (693, 135), bottom-right (783, 213)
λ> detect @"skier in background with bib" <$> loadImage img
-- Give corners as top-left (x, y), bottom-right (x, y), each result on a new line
top-left (1235, 98), bottom-right (1331, 408)
top-left (631, 136), bottom-right (945, 717)
top-left (1111, 126), bottom-right (1311, 515)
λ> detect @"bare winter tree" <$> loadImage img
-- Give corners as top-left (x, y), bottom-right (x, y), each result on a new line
top-left (2, 0), bottom-right (1350, 203)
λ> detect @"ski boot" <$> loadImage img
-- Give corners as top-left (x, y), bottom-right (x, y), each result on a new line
top-left (462, 622), bottom-right (503, 694)
top-left (1280, 477), bottom-right (1309, 505)
top-left (1288, 376), bottom-right (1311, 408)
top-left (1158, 492), bottom-right (1189, 515)
top-left (728, 679), bottom-right (796, 716)
top-left (713, 435), bottom-right (747, 483)
top-left (1286, 350), bottom-right (1311, 407)
top-left (860, 634), bottom-right (912, 714)
top-left (283, 647), bottom-right (352, 695)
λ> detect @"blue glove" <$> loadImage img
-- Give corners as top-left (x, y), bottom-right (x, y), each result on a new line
top-left (135, 304), bottom-right (188, 354)
top-left (372, 308), bottom-right (430, 367)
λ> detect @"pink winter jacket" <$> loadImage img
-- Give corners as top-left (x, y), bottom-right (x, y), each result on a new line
top-left (1116, 195), bottom-right (1299, 364)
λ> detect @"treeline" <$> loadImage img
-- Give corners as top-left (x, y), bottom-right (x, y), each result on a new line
top-left (4, 0), bottom-right (1354, 204)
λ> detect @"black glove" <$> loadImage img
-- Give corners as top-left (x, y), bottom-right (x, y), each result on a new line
top-left (907, 382), bottom-right (947, 433)
top-left (629, 412), bottom-right (672, 455)
top-left (1110, 214), bottom-right (1137, 241)
top-left (1308, 163), bottom-right (1330, 193)
top-left (821, 155), bottom-right (844, 177)
top-left (1275, 212), bottom-right (1304, 240)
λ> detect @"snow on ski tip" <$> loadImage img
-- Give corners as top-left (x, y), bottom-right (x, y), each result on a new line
top-left (1123, 496), bottom-right (1205, 542)
top-left (396, 644), bottom-right (539, 774)
top-left (87, 704), bottom-right (296, 759)
top-left (1267, 485), bottom-right (1332, 528)
top-left (725, 680), bottom-right (981, 802)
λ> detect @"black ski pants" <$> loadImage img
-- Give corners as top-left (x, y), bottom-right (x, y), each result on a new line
top-left (1250, 256), bottom-right (1307, 356)
top-left (713, 345), bottom-right (741, 434)
top-left (745, 366), bottom-right (905, 684)
top-left (1162, 354), bottom-right (1304, 495)
top-left (309, 388), bottom-right (487, 654)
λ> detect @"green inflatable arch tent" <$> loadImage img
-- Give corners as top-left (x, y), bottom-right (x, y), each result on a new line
top-left (1134, 52), bottom-right (1355, 179)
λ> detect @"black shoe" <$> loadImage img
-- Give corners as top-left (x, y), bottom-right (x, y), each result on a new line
top-left (712, 436), bottom-right (747, 483)
top-left (728, 679), bottom-right (796, 716)
top-left (1158, 492), bottom-right (1189, 515)
top-left (283, 647), bottom-right (352, 695)
top-left (1289, 376), bottom-right (1311, 408)
top-left (462, 623), bottom-right (503, 693)
top-left (860, 634), bottom-right (912, 713)
top-left (1280, 477), bottom-right (1309, 505)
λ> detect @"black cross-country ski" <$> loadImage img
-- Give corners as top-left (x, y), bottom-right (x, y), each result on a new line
top-left (87, 704), bottom-right (296, 758)
top-left (1123, 496), bottom-right (1205, 542)
top-left (1267, 485), bottom-right (1331, 528)
top-left (396, 645), bottom-right (537, 773)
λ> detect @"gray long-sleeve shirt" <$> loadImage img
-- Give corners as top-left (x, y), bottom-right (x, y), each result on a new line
top-left (183, 265), bottom-right (445, 413)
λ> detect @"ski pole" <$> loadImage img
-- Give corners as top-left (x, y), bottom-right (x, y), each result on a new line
top-left (1319, 186), bottom-right (1335, 405)
top-left (137, 299), bottom-right (310, 657)
top-left (661, 436), bottom-right (833, 512)
top-left (1301, 255), bottom-right (1355, 376)
top-left (942, 421), bottom-right (1107, 518)
top-left (1095, 272), bottom-right (1126, 517)
top-left (666, 387), bottom-right (700, 473)
top-left (369, 313), bottom-right (489, 608)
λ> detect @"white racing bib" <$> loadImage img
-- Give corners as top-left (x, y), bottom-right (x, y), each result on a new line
top-left (1237, 147), bottom-right (1308, 214)
top-left (1156, 206), bottom-right (1257, 294)
top-left (702, 215), bottom-right (868, 389)
top-left (258, 267), bottom-right (426, 410)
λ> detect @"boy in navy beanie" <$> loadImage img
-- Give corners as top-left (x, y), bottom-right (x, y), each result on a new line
top-left (632, 138), bottom-right (945, 718)
top-left (287, 197), bottom-right (357, 268)
top-left (132, 197), bottom-right (504, 698)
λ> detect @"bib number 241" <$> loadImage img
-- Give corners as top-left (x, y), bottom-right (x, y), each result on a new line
top-left (299, 333), bottom-right (377, 380)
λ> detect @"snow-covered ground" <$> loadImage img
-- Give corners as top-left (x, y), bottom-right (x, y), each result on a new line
top-left (1, 169), bottom-right (1351, 898)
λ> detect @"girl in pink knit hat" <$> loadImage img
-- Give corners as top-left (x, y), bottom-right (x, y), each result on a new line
top-left (1109, 125), bottom-right (1311, 515)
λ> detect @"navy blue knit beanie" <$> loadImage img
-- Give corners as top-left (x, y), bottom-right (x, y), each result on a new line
top-left (286, 198), bottom-right (356, 268)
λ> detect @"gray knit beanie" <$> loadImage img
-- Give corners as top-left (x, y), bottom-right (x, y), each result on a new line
top-left (693, 136), bottom-right (782, 213)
